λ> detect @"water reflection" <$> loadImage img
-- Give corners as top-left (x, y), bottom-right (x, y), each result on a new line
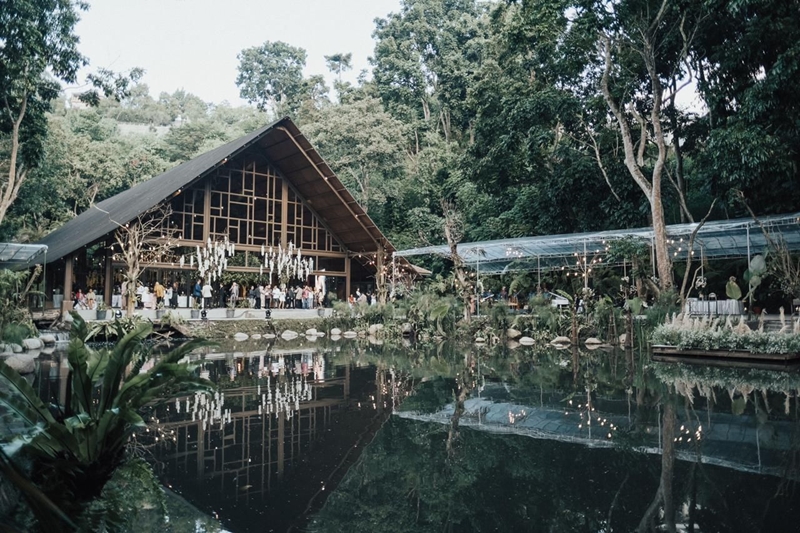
top-left (131, 343), bottom-right (417, 533)
top-left (26, 340), bottom-right (800, 532)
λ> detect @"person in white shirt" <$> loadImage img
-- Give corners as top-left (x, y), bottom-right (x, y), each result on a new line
top-left (272, 285), bottom-right (280, 308)
top-left (202, 281), bottom-right (213, 309)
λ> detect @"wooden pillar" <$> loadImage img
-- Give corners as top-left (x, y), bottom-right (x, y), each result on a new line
top-left (376, 244), bottom-right (385, 304)
top-left (345, 255), bottom-right (351, 301)
top-left (63, 256), bottom-right (74, 313)
top-left (280, 180), bottom-right (288, 247)
top-left (104, 238), bottom-right (113, 307)
top-left (203, 180), bottom-right (211, 242)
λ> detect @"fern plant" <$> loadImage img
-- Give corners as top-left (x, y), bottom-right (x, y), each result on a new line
top-left (0, 313), bottom-right (214, 521)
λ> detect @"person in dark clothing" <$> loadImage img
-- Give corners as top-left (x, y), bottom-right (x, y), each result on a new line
top-left (218, 284), bottom-right (227, 308)
top-left (170, 282), bottom-right (179, 309)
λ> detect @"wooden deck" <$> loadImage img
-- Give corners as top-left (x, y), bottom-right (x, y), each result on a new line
top-left (652, 345), bottom-right (800, 370)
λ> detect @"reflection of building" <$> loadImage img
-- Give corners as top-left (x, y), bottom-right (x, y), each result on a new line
top-left (399, 384), bottom-right (799, 478)
top-left (134, 350), bottom-right (402, 533)
top-left (36, 117), bottom-right (405, 308)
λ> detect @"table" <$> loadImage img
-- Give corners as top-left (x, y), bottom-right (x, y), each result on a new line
top-left (687, 298), bottom-right (744, 316)
top-left (178, 296), bottom-right (188, 308)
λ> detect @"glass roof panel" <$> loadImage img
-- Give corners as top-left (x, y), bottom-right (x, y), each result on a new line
top-left (395, 213), bottom-right (800, 274)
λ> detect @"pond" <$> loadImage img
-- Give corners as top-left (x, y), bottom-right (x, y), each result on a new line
top-left (29, 339), bottom-right (800, 532)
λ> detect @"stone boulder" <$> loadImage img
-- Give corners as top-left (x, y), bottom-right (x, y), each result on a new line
top-left (233, 333), bottom-right (249, 341)
top-left (22, 338), bottom-right (43, 351)
top-left (39, 334), bottom-right (56, 345)
top-left (551, 336), bottom-right (571, 345)
top-left (330, 327), bottom-right (342, 336)
top-left (368, 324), bottom-right (384, 336)
top-left (506, 328), bottom-right (522, 339)
top-left (11, 344), bottom-right (23, 353)
top-left (264, 333), bottom-right (277, 340)
top-left (305, 328), bottom-right (318, 336)
top-left (281, 330), bottom-right (299, 340)
top-left (330, 334), bottom-right (342, 341)
top-left (5, 354), bottom-right (35, 374)
top-left (519, 336), bottom-right (536, 346)
top-left (584, 337), bottom-right (603, 346)
top-left (475, 337), bottom-right (486, 344)
top-left (343, 331), bottom-right (358, 338)
top-left (251, 334), bottom-right (262, 340)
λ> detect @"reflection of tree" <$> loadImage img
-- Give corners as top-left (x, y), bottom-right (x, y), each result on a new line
top-left (637, 398), bottom-right (677, 532)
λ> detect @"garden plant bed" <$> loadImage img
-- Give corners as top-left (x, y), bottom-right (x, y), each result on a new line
top-left (652, 344), bottom-right (800, 370)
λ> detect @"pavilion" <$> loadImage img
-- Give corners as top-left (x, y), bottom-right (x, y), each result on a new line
top-left (34, 117), bottom-right (401, 311)
top-left (396, 212), bottom-right (800, 277)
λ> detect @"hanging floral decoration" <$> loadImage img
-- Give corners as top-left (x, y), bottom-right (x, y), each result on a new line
top-left (260, 241), bottom-right (313, 282)
top-left (181, 236), bottom-right (235, 283)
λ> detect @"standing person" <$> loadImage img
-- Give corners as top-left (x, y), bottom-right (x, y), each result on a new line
top-left (164, 283), bottom-right (172, 308)
top-left (264, 284), bottom-right (272, 309)
top-left (120, 281), bottom-right (128, 311)
top-left (154, 281), bottom-right (165, 306)
top-left (258, 284), bottom-right (265, 309)
top-left (202, 280), bottom-right (213, 309)
top-left (192, 279), bottom-right (202, 308)
top-left (248, 285), bottom-right (257, 308)
top-left (278, 286), bottom-right (286, 309)
top-left (170, 281), bottom-right (179, 309)
top-left (229, 281), bottom-right (239, 306)
top-left (218, 282), bottom-right (227, 308)
top-left (137, 282), bottom-right (147, 309)
top-left (295, 285), bottom-right (303, 310)
top-left (271, 285), bottom-right (280, 308)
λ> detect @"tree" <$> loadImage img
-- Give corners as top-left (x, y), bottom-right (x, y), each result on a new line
top-left (371, 0), bottom-right (488, 142)
top-left (0, 0), bottom-right (87, 227)
top-left (324, 52), bottom-right (353, 81)
top-left (235, 41), bottom-right (309, 117)
top-left (303, 96), bottom-right (406, 216)
top-left (102, 205), bottom-right (178, 316)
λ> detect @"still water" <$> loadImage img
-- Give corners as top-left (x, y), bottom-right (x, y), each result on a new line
top-left (35, 340), bottom-right (800, 532)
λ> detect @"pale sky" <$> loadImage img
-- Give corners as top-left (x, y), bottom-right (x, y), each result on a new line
top-left (73, 0), bottom-right (403, 105)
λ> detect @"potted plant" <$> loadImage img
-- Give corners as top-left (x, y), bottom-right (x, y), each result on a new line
top-left (226, 297), bottom-right (236, 318)
top-left (190, 300), bottom-right (201, 319)
top-left (156, 302), bottom-right (165, 319)
top-left (96, 300), bottom-right (108, 320)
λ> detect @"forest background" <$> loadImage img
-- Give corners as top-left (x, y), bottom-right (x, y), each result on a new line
top-left (2, 0), bottom-right (799, 274)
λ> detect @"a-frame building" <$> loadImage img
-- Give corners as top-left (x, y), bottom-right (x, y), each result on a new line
top-left (37, 117), bottom-right (396, 309)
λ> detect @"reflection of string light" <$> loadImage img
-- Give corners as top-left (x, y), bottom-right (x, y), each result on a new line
top-left (257, 374), bottom-right (312, 419)
top-left (178, 390), bottom-right (230, 430)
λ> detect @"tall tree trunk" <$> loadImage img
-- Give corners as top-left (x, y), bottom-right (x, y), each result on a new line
top-left (0, 93), bottom-right (29, 226)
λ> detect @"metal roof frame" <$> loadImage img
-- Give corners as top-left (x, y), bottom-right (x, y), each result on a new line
top-left (0, 243), bottom-right (48, 270)
top-left (395, 212), bottom-right (800, 274)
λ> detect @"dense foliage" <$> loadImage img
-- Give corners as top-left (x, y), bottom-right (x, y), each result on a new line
top-left (3, 0), bottom-right (799, 256)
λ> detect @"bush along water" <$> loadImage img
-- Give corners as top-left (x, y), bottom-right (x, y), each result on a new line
top-left (651, 313), bottom-right (800, 354)
top-left (0, 313), bottom-right (214, 529)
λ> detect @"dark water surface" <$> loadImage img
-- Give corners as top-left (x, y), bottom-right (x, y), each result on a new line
top-left (32, 340), bottom-right (800, 532)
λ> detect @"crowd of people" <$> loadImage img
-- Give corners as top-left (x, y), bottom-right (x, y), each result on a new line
top-left (73, 279), bottom-right (335, 311)
top-left (192, 280), bottom-right (325, 310)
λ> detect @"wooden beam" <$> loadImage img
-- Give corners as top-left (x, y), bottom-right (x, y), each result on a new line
top-left (104, 238), bottom-right (113, 307)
